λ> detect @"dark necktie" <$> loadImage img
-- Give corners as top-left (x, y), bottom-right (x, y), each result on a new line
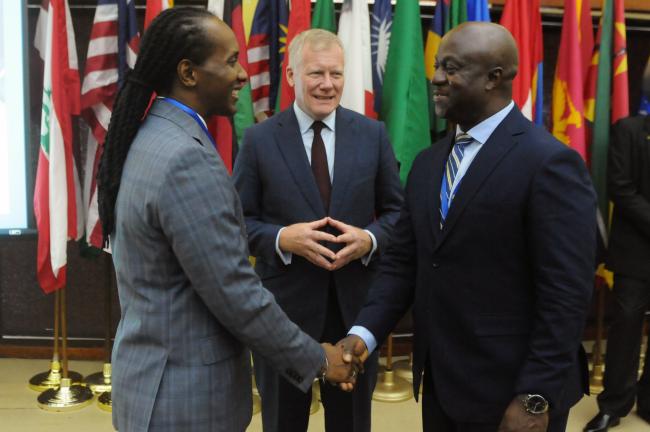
top-left (311, 121), bottom-right (331, 213)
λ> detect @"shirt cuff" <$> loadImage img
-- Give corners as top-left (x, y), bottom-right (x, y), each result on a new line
top-left (348, 326), bottom-right (378, 354)
top-left (275, 227), bottom-right (292, 265)
top-left (360, 230), bottom-right (377, 266)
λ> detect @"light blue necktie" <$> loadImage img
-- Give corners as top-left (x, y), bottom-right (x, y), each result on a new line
top-left (439, 132), bottom-right (473, 228)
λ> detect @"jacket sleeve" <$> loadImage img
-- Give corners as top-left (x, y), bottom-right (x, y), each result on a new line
top-left (158, 143), bottom-right (322, 392)
top-left (354, 153), bottom-right (419, 346)
top-left (608, 120), bottom-right (650, 239)
top-left (514, 146), bottom-right (596, 407)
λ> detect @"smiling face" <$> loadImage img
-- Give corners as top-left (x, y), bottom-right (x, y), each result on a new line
top-left (431, 23), bottom-right (517, 130)
top-left (287, 42), bottom-right (344, 120)
top-left (432, 35), bottom-right (490, 128)
top-left (193, 17), bottom-right (247, 117)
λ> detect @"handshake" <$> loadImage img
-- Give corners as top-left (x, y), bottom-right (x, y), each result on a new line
top-left (320, 335), bottom-right (369, 391)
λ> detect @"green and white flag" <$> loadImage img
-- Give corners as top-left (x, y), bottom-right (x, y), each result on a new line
top-left (33, 0), bottom-right (82, 293)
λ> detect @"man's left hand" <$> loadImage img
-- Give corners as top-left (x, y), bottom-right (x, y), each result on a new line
top-left (327, 217), bottom-right (372, 270)
top-left (497, 396), bottom-right (549, 432)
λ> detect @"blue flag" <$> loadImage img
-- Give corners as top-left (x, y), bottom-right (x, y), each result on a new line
top-left (467, 0), bottom-right (490, 22)
top-left (370, 0), bottom-right (392, 114)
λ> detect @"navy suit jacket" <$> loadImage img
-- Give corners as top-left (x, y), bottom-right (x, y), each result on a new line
top-left (355, 107), bottom-right (597, 422)
top-left (233, 106), bottom-right (403, 339)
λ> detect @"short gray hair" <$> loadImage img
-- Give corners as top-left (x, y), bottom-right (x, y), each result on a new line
top-left (288, 29), bottom-right (343, 72)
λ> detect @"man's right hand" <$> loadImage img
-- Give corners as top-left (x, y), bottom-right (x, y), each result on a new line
top-left (336, 335), bottom-right (369, 391)
top-left (279, 218), bottom-right (338, 270)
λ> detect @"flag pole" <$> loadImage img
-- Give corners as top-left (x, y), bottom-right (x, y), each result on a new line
top-left (85, 253), bottom-right (114, 399)
top-left (590, 278), bottom-right (606, 394)
top-left (97, 254), bottom-right (114, 411)
top-left (28, 290), bottom-right (82, 391)
top-left (37, 285), bottom-right (94, 412)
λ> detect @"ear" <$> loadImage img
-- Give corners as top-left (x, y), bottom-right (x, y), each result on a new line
top-left (177, 59), bottom-right (198, 88)
top-left (485, 66), bottom-right (503, 91)
top-left (286, 66), bottom-right (296, 88)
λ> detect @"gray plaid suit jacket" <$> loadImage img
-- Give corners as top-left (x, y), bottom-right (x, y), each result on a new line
top-left (110, 100), bottom-right (323, 432)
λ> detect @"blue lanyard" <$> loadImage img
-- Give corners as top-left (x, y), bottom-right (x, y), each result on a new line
top-left (160, 97), bottom-right (216, 150)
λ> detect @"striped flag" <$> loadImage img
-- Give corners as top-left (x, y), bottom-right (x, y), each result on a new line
top-left (247, 0), bottom-right (288, 117)
top-left (370, 0), bottom-right (391, 115)
top-left (338, 0), bottom-right (375, 118)
top-left (501, 0), bottom-right (544, 125)
top-left (80, 0), bottom-right (140, 249)
top-left (551, 0), bottom-right (593, 160)
top-left (34, 0), bottom-right (82, 293)
top-left (278, 0), bottom-right (311, 111)
top-left (424, 0), bottom-right (449, 136)
top-left (144, 0), bottom-right (173, 29)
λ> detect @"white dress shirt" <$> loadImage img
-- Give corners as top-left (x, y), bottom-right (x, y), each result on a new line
top-left (274, 102), bottom-right (377, 265)
top-left (349, 100), bottom-right (515, 354)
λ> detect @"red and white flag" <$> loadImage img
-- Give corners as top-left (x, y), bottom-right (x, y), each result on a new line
top-left (338, 0), bottom-right (375, 118)
top-left (144, 0), bottom-right (173, 29)
top-left (80, 0), bottom-right (140, 249)
top-left (34, 0), bottom-right (82, 293)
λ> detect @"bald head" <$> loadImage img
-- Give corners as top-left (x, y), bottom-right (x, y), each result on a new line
top-left (431, 22), bottom-right (519, 129)
top-left (447, 22), bottom-right (519, 85)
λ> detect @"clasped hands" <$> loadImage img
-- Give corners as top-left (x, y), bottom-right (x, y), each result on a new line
top-left (320, 335), bottom-right (370, 392)
top-left (279, 217), bottom-right (372, 271)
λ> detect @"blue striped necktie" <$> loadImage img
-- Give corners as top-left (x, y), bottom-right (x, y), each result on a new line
top-left (439, 132), bottom-right (473, 227)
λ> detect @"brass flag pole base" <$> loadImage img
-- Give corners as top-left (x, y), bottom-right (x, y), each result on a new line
top-left (310, 380), bottom-right (320, 415)
top-left (37, 378), bottom-right (94, 412)
top-left (393, 352), bottom-right (414, 383)
top-left (28, 360), bottom-right (83, 392)
top-left (372, 334), bottom-right (413, 402)
top-left (85, 363), bottom-right (112, 394)
top-left (372, 369), bottom-right (413, 402)
top-left (97, 391), bottom-right (112, 412)
top-left (590, 363), bottom-right (605, 395)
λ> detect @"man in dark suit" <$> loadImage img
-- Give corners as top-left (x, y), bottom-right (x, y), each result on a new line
top-left (340, 22), bottom-right (597, 432)
top-left (233, 29), bottom-right (402, 432)
top-left (585, 56), bottom-right (650, 432)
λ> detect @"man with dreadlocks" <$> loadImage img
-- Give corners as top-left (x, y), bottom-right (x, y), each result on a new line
top-left (97, 8), bottom-right (358, 432)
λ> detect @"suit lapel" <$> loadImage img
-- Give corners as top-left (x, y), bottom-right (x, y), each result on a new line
top-left (434, 108), bottom-right (525, 251)
top-left (330, 108), bottom-right (356, 217)
top-left (273, 109), bottom-right (325, 216)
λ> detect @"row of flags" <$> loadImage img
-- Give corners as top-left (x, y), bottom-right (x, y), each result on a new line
top-left (31, 0), bottom-right (643, 294)
top-left (34, 0), bottom-right (170, 293)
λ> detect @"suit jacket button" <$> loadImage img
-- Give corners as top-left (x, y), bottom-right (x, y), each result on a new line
top-left (432, 262), bottom-right (440, 269)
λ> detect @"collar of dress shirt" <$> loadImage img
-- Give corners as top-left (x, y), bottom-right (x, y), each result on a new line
top-left (293, 101), bottom-right (337, 135)
top-left (455, 100), bottom-right (515, 145)
top-left (156, 96), bottom-right (208, 129)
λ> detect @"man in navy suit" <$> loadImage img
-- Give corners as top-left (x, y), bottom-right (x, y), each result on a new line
top-left (340, 22), bottom-right (597, 432)
top-left (233, 29), bottom-right (402, 432)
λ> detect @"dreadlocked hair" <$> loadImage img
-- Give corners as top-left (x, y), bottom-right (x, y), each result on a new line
top-left (97, 7), bottom-right (218, 247)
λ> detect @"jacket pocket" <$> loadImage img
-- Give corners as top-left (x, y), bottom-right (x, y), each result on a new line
top-left (200, 333), bottom-right (243, 365)
top-left (473, 315), bottom-right (530, 336)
